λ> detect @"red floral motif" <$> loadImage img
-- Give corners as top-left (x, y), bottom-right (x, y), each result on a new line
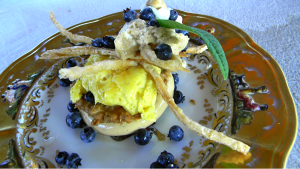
top-left (237, 91), bottom-right (260, 111)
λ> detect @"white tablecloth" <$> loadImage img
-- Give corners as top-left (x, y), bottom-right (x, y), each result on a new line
top-left (0, 0), bottom-right (299, 167)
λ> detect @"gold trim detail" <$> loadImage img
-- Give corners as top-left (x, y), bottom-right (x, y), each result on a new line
top-left (0, 9), bottom-right (295, 168)
top-left (16, 57), bottom-right (83, 168)
top-left (178, 51), bottom-right (233, 168)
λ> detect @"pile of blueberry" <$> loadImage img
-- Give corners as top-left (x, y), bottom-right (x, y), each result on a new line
top-left (55, 151), bottom-right (82, 168)
top-left (134, 125), bottom-right (184, 146)
top-left (66, 102), bottom-right (85, 129)
top-left (66, 96), bottom-right (97, 143)
top-left (122, 7), bottom-right (190, 61)
top-left (124, 7), bottom-right (177, 25)
top-left (172, 73), bottom-right (185, 104)
top-left (91, 36), bottom-right (115, 49)
top-left (150, 151), bottom-right (179, 168)
top-left (140, 8), bottom-right (178, 26)
top-left (59, 58), bottom-right (77, 87)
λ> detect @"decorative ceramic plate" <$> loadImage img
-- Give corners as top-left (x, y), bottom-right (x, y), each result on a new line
top-left (0, 10), bottom-right (297, 168)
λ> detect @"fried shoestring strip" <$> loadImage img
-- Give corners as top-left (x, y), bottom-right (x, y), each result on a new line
top-left (146, 0), bottom-right (167, 8)
top-left (59, 60), bottom-right (138, 81)
top-left (179, 52), bottom-right (189, 57)
top-left (50, 11), bottom-right (93, 44)
top-left (184, 44), bottom-right (208, 54)
top-left (140, 45), bottom-right (189, 72)
top-left (141, 62), bottom-right (250, 155)
top-left (39, 46), bottom-right (116, 59)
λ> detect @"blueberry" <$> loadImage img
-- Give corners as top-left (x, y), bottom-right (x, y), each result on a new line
top-left (174, 84), bottom-right (177, 92)
top-left (147, 19), bottom-right (160, 27)
top-left (66, 153), bottom-right (82, 168)
top-left (84, 91), bottom-right (95, 103)
top-left (80, 127), bottom-right (97, 143)
top-left (91, 38), bottom-right (104, 47)
top-left (157, 150), bottom-right (175, 167)
top-left (154, 44), bottom-right (173, 60)
top-left (123, 8), bottom-right (137, 22)
top-left (175, 29), bottom-right (189, 36)
top-left (134, 129), bottom-right (152, 145)
top-left (169, 10), bottom-right (178, 21)
top-left (172, 73), bottom-right (179, 84)
top-left (167, 163), bottom-right (179, 168)
top-left (173, 90), bottom-right (185, 104)
top-left (59, 78), bottom-right (71, 87)
top-left (66, 112), bottom-right (85, 129)
top-left (55, 151), bottom-right (69, 165)
top-left (66, 59), bottom-right (77, 68)
top-left (67, 101), bottom-right (78, 112)
top-left (150, 161), bottom-right (164, 168)
top-left (140, 7), bottom-right (155, 21)
top-left (102, 36), bottom-right (115, 49)
top-left (167, 125), bottom-right (184, 141)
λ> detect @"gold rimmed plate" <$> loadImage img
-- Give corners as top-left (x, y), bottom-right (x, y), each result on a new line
top-left (0, 10), bottom-right (297, 168)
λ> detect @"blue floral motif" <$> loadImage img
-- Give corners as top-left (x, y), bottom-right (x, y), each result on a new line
top-left (13, 84), bottom-right (27, 101)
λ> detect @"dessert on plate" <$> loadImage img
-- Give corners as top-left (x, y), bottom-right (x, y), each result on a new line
top-left (39, 0), bottom-right (250, 162)
top-left (40, 0), bottom-right (249, 154)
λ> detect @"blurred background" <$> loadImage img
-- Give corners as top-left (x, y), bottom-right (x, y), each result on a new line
top-left (0, 0), bottom-right (299, 167)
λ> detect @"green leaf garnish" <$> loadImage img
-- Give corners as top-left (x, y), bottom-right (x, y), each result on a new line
top-left (157, 20), bottom-right (229, 80)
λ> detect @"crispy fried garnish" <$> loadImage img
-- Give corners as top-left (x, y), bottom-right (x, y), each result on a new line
top-left (140, 45), bottom-right (189, 72)
top-left (146, 0), bottom-right (167, 8)
top-left (50, 11), bottom-right (93, 44)
top-left (184, 44), bottom-right (208, 54)
top-left (39, 46), bottom-right (116, 59)
top-left (141, 62), bottom-right (250, 155)
top-left (59, 60), bottom-right (138, 81)
top-left (179, 52), bottom-right (189, 57)
top-left (172, 54), bottom-right (181, 62)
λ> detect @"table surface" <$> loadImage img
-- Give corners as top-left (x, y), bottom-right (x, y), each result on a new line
top-left (0, 0), bottom-right (299, 168)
